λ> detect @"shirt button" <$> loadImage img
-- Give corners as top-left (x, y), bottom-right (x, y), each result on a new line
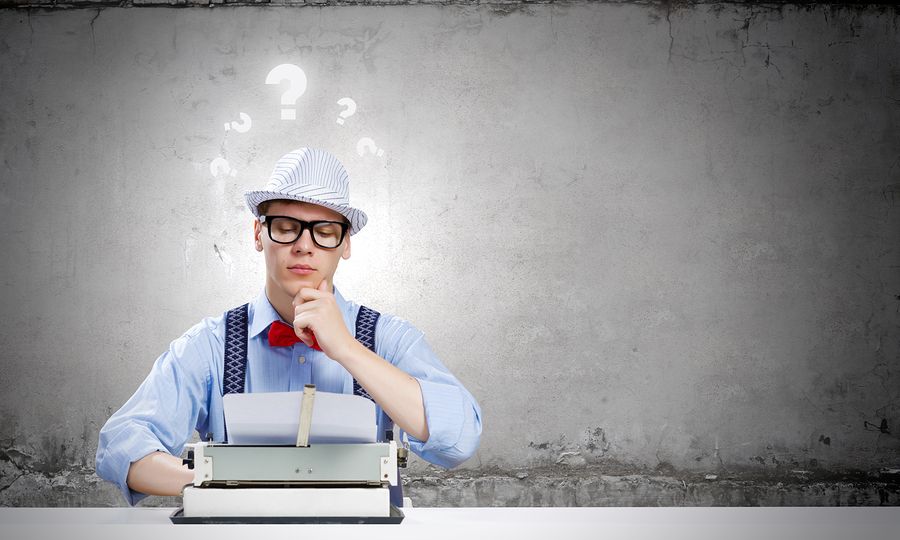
top-left (297, 355), bottom-right (306, 365)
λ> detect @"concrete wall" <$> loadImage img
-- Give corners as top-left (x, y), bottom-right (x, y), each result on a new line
top-left (1, 2), bottom-right (898, 506)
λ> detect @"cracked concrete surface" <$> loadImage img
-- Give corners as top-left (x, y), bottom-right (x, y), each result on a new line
top-left (1, 2), bottom-right (899, 506)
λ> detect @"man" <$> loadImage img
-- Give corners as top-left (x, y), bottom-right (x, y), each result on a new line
top-left (96, 147), bottom-right (482, 505)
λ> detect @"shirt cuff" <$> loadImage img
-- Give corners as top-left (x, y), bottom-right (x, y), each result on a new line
top-left (408, 378), bottom-right (466, 454)
top-left (95, 426), bottom-right (167, 506)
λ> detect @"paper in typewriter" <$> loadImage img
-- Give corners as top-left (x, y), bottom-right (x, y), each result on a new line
top-left (223, 391), bottom-right (377, 445)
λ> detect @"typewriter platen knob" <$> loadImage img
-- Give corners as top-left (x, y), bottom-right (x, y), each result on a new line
top-left (182, 449), bottom-right (194, 470)
top-left (397, 446), bottom-right (408, 468)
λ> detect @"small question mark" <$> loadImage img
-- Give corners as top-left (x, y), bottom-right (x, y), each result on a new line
top-left (224, 112), bottom-right (252, 133)
top-left (265, 64), bottom-right (307, 120)
top-left (210, 157), bottom-right (236, 177)
top-left (356, 137), bottom-right (384, 158)
top-left (336, 98), bottom-right (357, 125)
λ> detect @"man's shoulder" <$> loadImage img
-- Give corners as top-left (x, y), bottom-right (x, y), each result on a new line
top-left (344, 298), bottom-right (405, 327)
top-left (172, 310), bottom-right (229, 350)
top-left (343, 299), bottom-right (424, 345)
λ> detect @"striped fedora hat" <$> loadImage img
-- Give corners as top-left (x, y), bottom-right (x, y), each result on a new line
top-left (244, 147), bottom-right (368, 235)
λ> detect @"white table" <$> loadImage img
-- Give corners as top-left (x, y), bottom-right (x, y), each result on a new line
top-left (0, 507), bottom-right (897, 540)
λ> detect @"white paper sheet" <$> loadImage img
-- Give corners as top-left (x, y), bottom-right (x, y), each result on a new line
top-left (223, 390), bottom-right (377, 445)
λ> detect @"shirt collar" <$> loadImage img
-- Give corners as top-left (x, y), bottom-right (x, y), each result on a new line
top-left (247, 285), bottom-right (352, 339)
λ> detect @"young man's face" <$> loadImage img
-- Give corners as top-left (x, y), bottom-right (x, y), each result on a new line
top-left (253, 200), bottom-right (351, 300)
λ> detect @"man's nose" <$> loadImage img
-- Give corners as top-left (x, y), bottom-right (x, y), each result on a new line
top-left (293, 228), bottom-right (314, 252)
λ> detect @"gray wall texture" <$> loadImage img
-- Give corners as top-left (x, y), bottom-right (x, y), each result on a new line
top-left (1, 1), bottom-right (899, 507)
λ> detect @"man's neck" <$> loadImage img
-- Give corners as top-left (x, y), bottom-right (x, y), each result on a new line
top-left (265, 284), bottom-right (294, 324)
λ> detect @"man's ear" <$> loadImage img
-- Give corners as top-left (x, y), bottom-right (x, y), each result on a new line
top-left (253, 219), bottom-right (263, 251)
top-left (341, 234), bottom-right (351, 260)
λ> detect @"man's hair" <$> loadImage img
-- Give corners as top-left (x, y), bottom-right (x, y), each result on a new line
top-left (256, 200), bottom-right (349, 226)
top-left (257, 200), bottom-right (274, 216)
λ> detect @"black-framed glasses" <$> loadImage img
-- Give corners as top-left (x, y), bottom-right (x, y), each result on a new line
top-left (260, 215), bottom-right (348, 249)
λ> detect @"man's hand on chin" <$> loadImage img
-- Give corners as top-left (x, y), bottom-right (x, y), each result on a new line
top-left (291, 279), bottom-right (357, 360)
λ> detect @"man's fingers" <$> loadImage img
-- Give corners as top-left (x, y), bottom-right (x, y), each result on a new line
top-left (294, 287), bottom-right (325, 305)
top-left (292, 287), bottom-right (307, 308)
top-left (294, 299), bottom-right (322, 318)
top-left (292, 281), bottom-right (332, 308)
top-left (292, 288), bottom-right (317, 308)
top-left (297, 328), bottom-right (314, 347)
top-left (293, 309), bottom-right (313, 327)
top-left (292, 308), bottom-right (323, 349)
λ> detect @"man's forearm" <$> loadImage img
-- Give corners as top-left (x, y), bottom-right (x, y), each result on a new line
top-left (126, 451), bottom-right (194, 496)
top-left (337, 340), bottom-right (430, 442)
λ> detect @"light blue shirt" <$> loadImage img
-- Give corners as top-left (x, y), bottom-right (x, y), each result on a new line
top-left (95, 287), bottom-right (482, 505)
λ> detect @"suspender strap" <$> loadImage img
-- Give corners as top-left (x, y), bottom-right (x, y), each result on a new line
top-left (224, 303), bottom-right (250, 395)
top-left (222, 303), bottom-right (249, 444)
top-left (353, 306), bottom-right (397, 437)
top-left (353, 305), bottom-right (403, 508)
top-left (352, 305), bottom-right (379, 401)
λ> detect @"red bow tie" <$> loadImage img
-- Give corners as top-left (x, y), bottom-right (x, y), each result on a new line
top-left (267, 321), bottom-right (321, 351)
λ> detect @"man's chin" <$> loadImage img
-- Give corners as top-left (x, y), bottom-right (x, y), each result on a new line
top-left (284, 276), bottom-right (316, 296)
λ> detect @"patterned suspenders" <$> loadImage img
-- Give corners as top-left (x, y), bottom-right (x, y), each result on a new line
top-left (222, 303), bottom-right (403, 507)
top-left (222, 304), bottom-right (382, 400)
top-left (223, 304), bottom-right (250, 396)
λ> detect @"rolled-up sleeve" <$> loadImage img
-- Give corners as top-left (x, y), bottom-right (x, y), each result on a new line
top-left (95, 325), bottom-right (215, 505)
top-left (375, 316), bottom-right (482, 468)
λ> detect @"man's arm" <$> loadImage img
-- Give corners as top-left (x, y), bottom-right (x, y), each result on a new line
top-left (95, 324), bottom-right (216, 505)
top-left (292, 281), bottom-right (431, 440)
top-left (291, 281), bottom-right (481, 466)
top-left (370, 319), bottom-right (482, 468)
top-left (126, 451), bottom-right (195, 496)
top-left (335, 339), bottom-right (430, 442)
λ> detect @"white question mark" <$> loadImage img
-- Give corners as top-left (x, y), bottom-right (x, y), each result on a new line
top-left (224, 112), bottom-right (252, 133)
top-left (336, 98), bottom-right (357, 125)
top-left (210, 157), bottom-right (236, 177)
top-left (356, 137), bottom-right (384, 158)
top-left (265, 64), bottom-right (308, 120)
